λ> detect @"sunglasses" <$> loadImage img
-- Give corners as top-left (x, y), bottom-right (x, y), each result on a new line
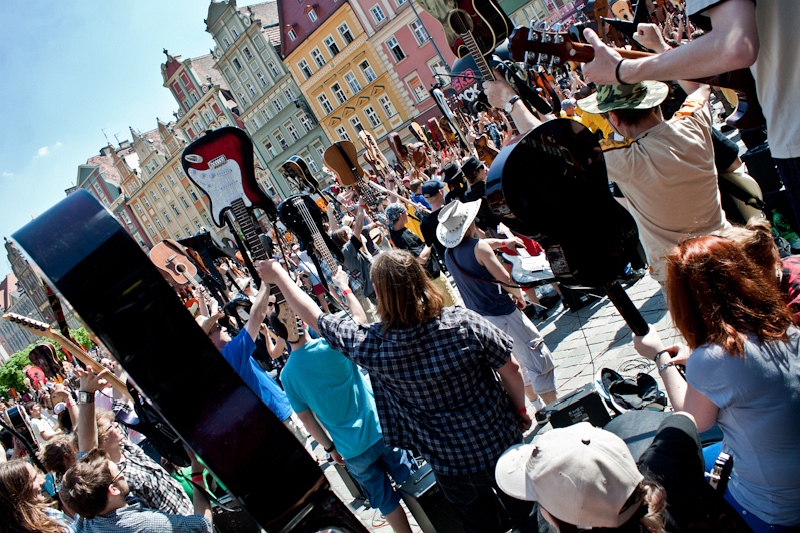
top-left (267, 302), bottom-right (275, 307)
top-left (110, 462), bottom-right (127, 485)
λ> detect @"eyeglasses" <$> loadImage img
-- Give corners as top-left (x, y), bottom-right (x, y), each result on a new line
top-left (99, 421), bottom-right (119, 436)
top-left (110, 462), bottom-right (127, 485)
top-left (267, 302), bottom-right (275, 307)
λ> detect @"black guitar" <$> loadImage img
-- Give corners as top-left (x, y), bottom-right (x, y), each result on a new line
top-left (181, 127), bottom-right (300, 343)
top-left (12, 189), bottom-right (368, 532)
top-left (279, 194), bottom-right (344, 271)
top-left (486, 119), bottom-right (649, 334)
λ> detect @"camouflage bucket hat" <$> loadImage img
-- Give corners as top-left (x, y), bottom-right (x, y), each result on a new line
top-left (577, 81), bottom-right (669, 114)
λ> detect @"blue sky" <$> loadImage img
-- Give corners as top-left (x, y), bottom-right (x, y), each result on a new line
top-left (0, 0), bottom-right (260, 281)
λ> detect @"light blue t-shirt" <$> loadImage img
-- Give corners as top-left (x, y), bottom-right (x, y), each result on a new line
top-left (280, 337), bottom-right (381, 460)
top-left (222, 329), bottom-right (293, 422)
top-left (687, 328), bottom-right (800, 526)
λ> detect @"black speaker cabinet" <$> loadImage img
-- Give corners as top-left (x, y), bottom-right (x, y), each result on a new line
top-left (397, 463), bottom-right (465, 533)
top-left (546, 383), bottom-right (612, 429)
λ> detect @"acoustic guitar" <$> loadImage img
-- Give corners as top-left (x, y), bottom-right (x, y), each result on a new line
top-left (148, 239), bottom-right (199, 287)
top-left (11, 189), bottom-right (368, 532)
top-left (280, 155), bottom-right (319, 193)
top-left (507, 26), bottom-right (765, 130)
top-left (323, 141), bottom-right (381, 211)
top-left (415, 0), bottom-right (511, 59)
top-left (182, 127), bottom-right (300, 343)
top-left (3, 313), bottom-right (133, 401)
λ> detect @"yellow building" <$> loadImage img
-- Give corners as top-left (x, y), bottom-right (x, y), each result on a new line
top-left (280, 1), bottom-right (413, 148)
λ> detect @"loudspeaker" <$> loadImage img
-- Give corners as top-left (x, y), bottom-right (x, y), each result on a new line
top-left (545, 383), bottom-right (612, 429)
top-left (333, 462), bottom-right (365, 501)
top-left (397, 463), bottom-right (465, 533)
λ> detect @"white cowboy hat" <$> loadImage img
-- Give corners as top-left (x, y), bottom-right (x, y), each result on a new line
top-left (436, 200), bottom-right (482, 249)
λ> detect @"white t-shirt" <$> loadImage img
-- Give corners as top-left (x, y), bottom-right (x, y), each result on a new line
top-left (687, 0), bottom-right (800, 159)
top-left (29, 416), bottom-right (54, 447)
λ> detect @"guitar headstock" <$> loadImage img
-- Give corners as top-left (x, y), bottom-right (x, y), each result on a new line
top-left (3, 312), bottom-right (51, 333)
top-left (508, 26), bottom-right (594, 67)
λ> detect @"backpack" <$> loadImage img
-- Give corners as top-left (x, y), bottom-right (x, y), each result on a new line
top-left (595, 368), bottom-right (668, 415)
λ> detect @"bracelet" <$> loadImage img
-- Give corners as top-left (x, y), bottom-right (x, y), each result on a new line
top-left (191, 474), bottom-right (204, 483)
top-left (658, 361), bottom-right (676, 372)
top-left (654, 349), bottom-right (671, 364)
top-left (517, 407), bottom-right (528, 415)
top-left (324, 443), bottom-right (336, 453)
top-left (341, 289), bottom-right (353, 297)
top-left (615, 59), bottom-right (630, 85)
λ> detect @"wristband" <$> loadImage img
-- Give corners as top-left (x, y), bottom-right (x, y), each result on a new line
top-left (324, 443), bottom-right (336, 453)
top-left (517, 407), bottom-right (528, 415)
top-left (615, 59), bottom-right (630, 85)
top-left (654, 349), bottom-right (671, 364)
top-left (341, 289), bottom-right (353, 297)
top-left (658, 361), bottom-right (676, 372)
top-left (191, 474), bottom-right (204, 483)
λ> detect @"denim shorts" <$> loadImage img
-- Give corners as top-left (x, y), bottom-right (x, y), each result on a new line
top-left (344, 437), bottom-right (415, 516)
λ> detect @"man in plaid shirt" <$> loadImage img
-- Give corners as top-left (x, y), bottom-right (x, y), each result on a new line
top-left (259, 251), bottom-right (539, 533)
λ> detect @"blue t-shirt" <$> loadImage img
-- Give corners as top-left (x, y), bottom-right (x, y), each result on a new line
top-left (686, 328), bottom-right (800, 526)
top-left (280, 337), bottom-right (381, 460)
top-left (412, 194), bottom-right (432, 210)
top-left (222, 330), bottom-right (292, 422)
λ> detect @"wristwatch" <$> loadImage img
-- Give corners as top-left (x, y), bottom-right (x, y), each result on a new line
top-left (504, 95), bottom-right (521, 114)
top-left (76, 391), bottom-right (95, 405)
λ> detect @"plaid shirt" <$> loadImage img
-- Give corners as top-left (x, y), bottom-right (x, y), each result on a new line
top-left (119, 439), bottom-right (194, 516)
top-left (318, 306), bottom-right (521, 475)
top-left (72, 502), bottom-right (211, 533)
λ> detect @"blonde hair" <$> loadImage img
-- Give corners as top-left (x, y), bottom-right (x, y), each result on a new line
top-left (716, 217), bottom-right (780, 273)
top-left (370, 250), bottom-right (444, 333)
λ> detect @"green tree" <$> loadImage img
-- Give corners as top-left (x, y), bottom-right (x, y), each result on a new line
top-left (0, 351), bottom-right (33, 395)
top-left (69, 327), bottom-right (93, 350)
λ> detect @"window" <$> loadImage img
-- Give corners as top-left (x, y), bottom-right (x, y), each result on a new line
top-left (143, 197), bottom-right (151, 208)
top-left (163, 211), bottom-right (172, 223)
top-left (317, 93), bottom-right (334, 114)
top-left (243, 47), bottom-right (253, 60)
top-left (147, 223), bottom-right (156, 236)
top-left (257, 71), bottom-right (268, 86)
top-left (349, 116), bottom-right (364, 133)
top-left (155, 217), bottom-right (164, 230)
top-left (365, 105), bottom-right (381, 127)
top-left (190, 92), bottom-right (199, 103)
top-left (185, 227), bottom-right (192, 237)
top-left (407, 75), bottom-right (429, 102)
top-left (171, 204), bottom-right (180, 216)
top-left (311, 48), bottom-right (326, 68)
top-left (298, 59), bottom-right (313, 79)
top-left (308, 9), bottom-right (317, 22)
top-left (397, 0), bottom-right (407, 4)
top-left (158, 182), bottom-right (167, 194)
top-left (410, 19), bottom-right (430, 45)
top-left (286, 122), bottom-right (300, 142)
top-left (232, 28), bottom-right (239, 38)
top-left (273, 98), bottom-right (283, 113)
top-left (275, 131), bottom-right (288, 150)
top-left (288, 29), bottom-right (297, 41)
top-left (261, 108), bottom-right (271, 122)
top-left (167, 174), bottom-right (176, 186)
top-left (223, 37), bottom-right (231, 49)
top-left (324, 36), bottom-right (340, 57)
top-left (203, 110), bottom-right (213, 123)
top-left (203, 214), bottom-right (212, 226)
top-left (336, 125), bottom-right (350, 141)
top-left (386, 37), bottom-right (405, 62)
top-left (247, 82), bottom-right (257, 96)
top-left (251, 119), bottom-right (259, 131)
top-left (344, 72), bottom-right (362, 94)
top-left (180, 196), bottom-right (189, 208)
top-left (299, 113), bottom-right (314, 132)
top-left (284, 87), bottom-right (296, 101)
top-left (232, 57), bottom-right (242, 71)
top-left (238, 92), bottom-right (248, 105)
top-left (175, 165), bottom-right (185, 178)
top-left (150, 190), bottom-right (158, 202)
top-left (263, 139), bottom-right (277, 157)
top-left (189, 189), bottom-right (199, 202)
top-left (268, 61), bottom-right (280, 77)
top-left (371, 5), bottom-right (386, 23)
top-left (331, 83), bottom-right (347, 105)
top-left (194, 219), bottom-right (203, 229)
top-left (306, 156), bottom-right (319, 173)
top-left (135, 203), bottom-right (143, 215)
top-left (314, 142), bottom-right (326, 159)
top-left (379, 94), bottom-right (397, 117)
top-left (429, 59), bottom-right (447, 76)
top-left (338, 23), bottom-right (354, 44)
top-left (359, 60), bottom-right (377, 82)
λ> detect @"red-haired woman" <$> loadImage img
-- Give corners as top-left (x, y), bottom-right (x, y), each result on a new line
top-left (635, 235), bottom-right (800, 532)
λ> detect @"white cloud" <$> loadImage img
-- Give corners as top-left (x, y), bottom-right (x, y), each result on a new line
top-left (54, 141), bottom-right (63, 149)
top-left (2, 171), bottom-right (12, 177)
top-left (36, 146), bottom-right (49, 158)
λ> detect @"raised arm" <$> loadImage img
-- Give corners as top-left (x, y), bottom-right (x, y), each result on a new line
top-left (245, 285), bottom-right (271, 342)
top-left (74, 367), bottom-right (110, 452)
top-left (258, 260), bottom-right (323, 331)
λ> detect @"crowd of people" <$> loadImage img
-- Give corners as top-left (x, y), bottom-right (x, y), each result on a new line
top-left (2, 0), bottom-right (800, 531)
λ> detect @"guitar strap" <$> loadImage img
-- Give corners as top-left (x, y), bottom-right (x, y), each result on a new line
top-left (493, 60), bottom-right (553, 116)
top-left (224, 215), bottom-right (261, 287)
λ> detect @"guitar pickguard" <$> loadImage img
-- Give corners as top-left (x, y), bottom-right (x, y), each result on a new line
top-left (188, 160), bottom-right (251, 226)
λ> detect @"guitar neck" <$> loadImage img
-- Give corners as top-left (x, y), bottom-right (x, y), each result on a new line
top-left (2, 313), bottom-right (133, 400)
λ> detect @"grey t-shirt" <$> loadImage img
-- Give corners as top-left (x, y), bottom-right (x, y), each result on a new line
top-left (686, 327), bottom-right (800, 525)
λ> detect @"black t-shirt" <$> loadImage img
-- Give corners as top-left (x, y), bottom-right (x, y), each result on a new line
top-left (465, 181), bottom-right (501, 232)
top-left (389, 227), bottom-right (441, 279)
top-left (419, 207), bottom-right (446, 260)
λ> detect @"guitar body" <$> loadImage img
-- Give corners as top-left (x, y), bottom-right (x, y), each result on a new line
top-left (474, 135), bottom-right (499, 166)
top-left (323, 141), bottom-right (366, 187)
top-left (281, 155), bottom-right (319, 192)
top-left (149, 239), bottom-right (199, 285)
top-left (278, 195), bottom-right (344, 265)
top-left (11, 190), bottom-right (367, 532)
top-left (427, 118), bottom-right (446, 150)
top-left (416, 0), bottom-right (511, 58)
top-left (387, 132), bottom-right (410, 170)
top-left (181, 127), bottom-right (277, 226)
top-left (485, 119), bottom-right (640, 288)
top-left (4, 405), bottom-right (36, 448)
